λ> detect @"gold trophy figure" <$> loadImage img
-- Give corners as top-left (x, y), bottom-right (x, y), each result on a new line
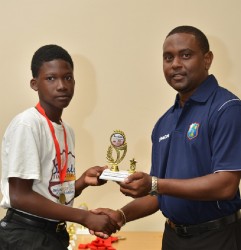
top-left (129, 158), bottom-right (137, 173)
top-left (107, 130), bottom-right (127, 172)
top-left (100, 130), bottom-right (136, 182)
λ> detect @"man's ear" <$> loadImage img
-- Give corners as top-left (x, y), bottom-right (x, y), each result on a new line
top-left (30, 78), bottom-right (38, 91)
top-left (204, 51), bottom-right (213, 71)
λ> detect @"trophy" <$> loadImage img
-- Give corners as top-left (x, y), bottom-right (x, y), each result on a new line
top-left (99, 130), bottom-right (137, 182)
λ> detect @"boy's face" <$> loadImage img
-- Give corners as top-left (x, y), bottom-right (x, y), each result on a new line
top-left (31, 59), bottom-right (75, 112)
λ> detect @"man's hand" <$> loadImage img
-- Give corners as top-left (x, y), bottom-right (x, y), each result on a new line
top-left (119, 172), bottom-right (152, 198)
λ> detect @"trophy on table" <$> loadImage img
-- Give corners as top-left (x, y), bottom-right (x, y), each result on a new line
top-left (99, 130), bottom-right (137, 182)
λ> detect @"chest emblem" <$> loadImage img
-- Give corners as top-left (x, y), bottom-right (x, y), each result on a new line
top-left (187, 123), bottom-right (199, 140)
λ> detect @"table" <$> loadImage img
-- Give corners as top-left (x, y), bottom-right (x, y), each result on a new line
top-left (74, 231), bottom-right (163, 250)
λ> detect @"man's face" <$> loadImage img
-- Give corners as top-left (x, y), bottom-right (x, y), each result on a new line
top-left (31, 59), bottom-right (75, 112)
top-left (162, 33), bottom-right (212, 97)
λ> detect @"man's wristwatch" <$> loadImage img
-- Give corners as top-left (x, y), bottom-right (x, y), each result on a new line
top-left (149, 176), bottom-right (158, 196)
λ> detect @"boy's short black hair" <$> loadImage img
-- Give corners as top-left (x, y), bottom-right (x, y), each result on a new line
top-left (31, 44), bottom-right (74, 77)
top-left (166, 25), bottom-right (210, 54)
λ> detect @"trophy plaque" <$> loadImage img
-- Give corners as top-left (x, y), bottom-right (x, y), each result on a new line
top-left (99, 130), bottom-right (137, 182)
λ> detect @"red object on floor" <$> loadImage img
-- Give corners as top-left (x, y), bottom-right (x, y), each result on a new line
top-left (78, 236), bottom-right (118, 250)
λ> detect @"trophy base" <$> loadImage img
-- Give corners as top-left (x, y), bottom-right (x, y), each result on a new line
top-left (99, 169), bottom-right (130, 182)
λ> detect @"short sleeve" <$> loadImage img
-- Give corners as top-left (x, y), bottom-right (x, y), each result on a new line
top-left (211, 104), bottom-right (241, 172)
top-left (3, 123), bottom-right (41, 180)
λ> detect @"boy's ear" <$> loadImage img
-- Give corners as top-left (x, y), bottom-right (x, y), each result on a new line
top-left (30, 78), bottom-right (38, 91)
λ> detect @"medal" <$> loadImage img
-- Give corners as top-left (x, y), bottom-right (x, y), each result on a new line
top-left (36, 103), bottom-right (69, 205)
top-left (59, 193), bottom-right (66, 204)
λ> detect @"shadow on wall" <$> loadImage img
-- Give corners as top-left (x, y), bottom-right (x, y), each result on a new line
top-left (63, 55), bottom-right (97, 172)
top-left (209, 36), bottom-right (238, 92)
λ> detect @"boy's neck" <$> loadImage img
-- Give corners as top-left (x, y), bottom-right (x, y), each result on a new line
top-left (36, 102), bottom-right (63, 124)
top-left (45, 110), bottom-right (62, 124)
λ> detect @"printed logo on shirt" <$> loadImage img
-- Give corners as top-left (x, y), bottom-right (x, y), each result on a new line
top-left (48, 150), bottom-right (76, 205)
top-left (159, 134), bottom-right (169, 142)
top-left (187, 123), bottom-right (199, 140)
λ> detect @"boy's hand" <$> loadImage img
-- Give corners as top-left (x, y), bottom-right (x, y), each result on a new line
top-left (75, 166), bottom-right (108, 197)
top-left (83, 166), bottom-right (108, 186)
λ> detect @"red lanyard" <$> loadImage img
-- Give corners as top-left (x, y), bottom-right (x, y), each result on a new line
top-left (35, 103), bottom-right (68, 183)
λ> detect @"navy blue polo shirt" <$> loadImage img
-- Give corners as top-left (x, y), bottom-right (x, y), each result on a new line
top-left (150, 75), bottom-right (241, 225)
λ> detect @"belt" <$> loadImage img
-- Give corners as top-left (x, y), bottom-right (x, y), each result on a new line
top-left (166, 210), bottom-right (241, 237)
top-left (5, 208), bottom-right (66, 233)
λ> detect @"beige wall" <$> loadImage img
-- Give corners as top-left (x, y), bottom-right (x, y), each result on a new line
top-left (0, 0), bottom-right (241, 232)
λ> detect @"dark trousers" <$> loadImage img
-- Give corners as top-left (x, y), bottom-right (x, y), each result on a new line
top-left (162, 218), bottom-right (241, 250)
top-left (0, 212), bottom-right (69, 250)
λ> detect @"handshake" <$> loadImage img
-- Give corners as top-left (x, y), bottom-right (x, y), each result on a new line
top-left (79, 166), bottom-right (154, 239)
top-left (88, 208), bottom-right (126, 239)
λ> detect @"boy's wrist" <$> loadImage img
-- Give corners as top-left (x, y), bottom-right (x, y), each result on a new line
top-left (74, 177), bottom-right (88, 197)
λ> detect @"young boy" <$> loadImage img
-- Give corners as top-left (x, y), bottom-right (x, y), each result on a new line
top-left (0, 45), bottom-right (119, 250)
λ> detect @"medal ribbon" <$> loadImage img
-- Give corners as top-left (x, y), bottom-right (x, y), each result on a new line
top-left (35, 102), bottom-right (68, 183)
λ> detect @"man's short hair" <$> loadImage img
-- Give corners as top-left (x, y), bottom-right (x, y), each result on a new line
top-left (166, 25), bottom-right (210, 54)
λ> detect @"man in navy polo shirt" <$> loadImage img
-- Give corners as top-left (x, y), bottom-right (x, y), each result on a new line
top-left (93, 26), bottom-right (241, 249)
